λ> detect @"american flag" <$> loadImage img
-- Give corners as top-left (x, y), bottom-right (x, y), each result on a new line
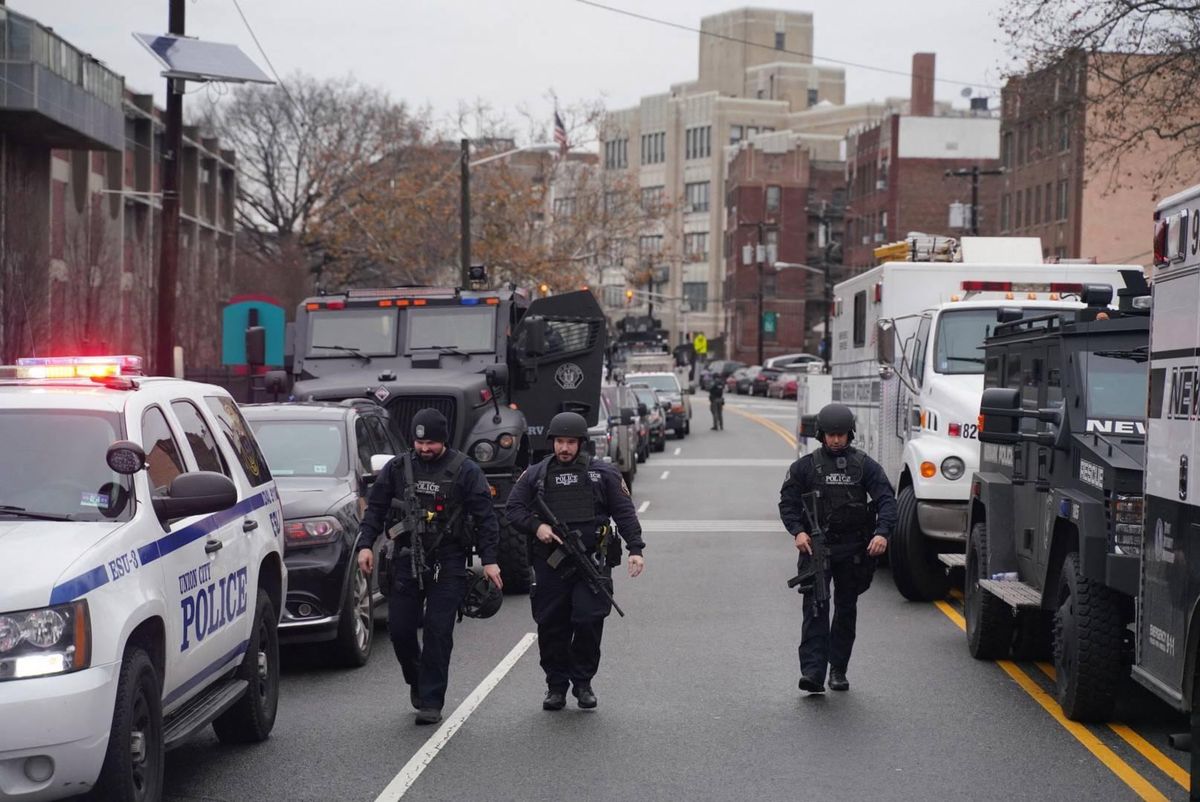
top-left (554, 111), bottom-right (568, 155)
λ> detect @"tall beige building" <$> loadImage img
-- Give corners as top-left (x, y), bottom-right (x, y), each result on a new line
top-left (597, 7), bottom-right (887, 345)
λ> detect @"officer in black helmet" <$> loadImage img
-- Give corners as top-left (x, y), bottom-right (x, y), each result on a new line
top-left (506, 411), bottom-right (645, 711)
top-left (779, 402), bottom-right (896, 694)
top-left (355, 408), bottom-right (501, 725)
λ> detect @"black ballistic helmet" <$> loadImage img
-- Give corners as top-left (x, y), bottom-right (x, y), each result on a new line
top-left (411, 408), bottom-right (449, 443)
top-left (547, 411), bottom-right (589, 440)
top-left (816, 403), bottom-right (855, 443)
top-left (460, 570), bottom-right (503, 619)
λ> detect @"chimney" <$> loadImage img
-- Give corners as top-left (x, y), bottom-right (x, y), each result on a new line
top-left (911, 53), bottom-right (935, 117)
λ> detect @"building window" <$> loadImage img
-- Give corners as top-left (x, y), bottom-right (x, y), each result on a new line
top-left (1044, 182), bottom-right (1053, 223)
top-left (775, 31), bottom-right (785, 50)
top-left (683, 282), bottom-right (708, 312)
top-left (684, 232), bottom-right (709, 262)
top-left (1002, 131), bottom-right (1013, 168)
top-left (1034, 185), bottom-right (1042, 225)
top-left (638, 235), bottom-right (663, 258)
top-left (807, 88), bottom-right (818, 107)
top-left (685, 126), bottom-right (711, 160)
top-left (1058, 110), bottom-right (1070, 151)
top-left (766, 185), bottom-right (781, 213)
top-left (765, 228), bottom-right (779, 264)
top-left (730, 124), bottom-right (743, 145)
top-left (1057, 180), bottom-right (1068, 220)
top-left (685, 181), bottom-right (710, 213)
top-left (1017, 127), bottom-right (1027, 166)
top-left (1034, 118), bottom-right (1044, 158)
top-left (1015, 190), bottom-right (1023, 228)
top-left (553, 197), bottom-right (576, 218)
top-left (1001, 193), bottom-right (1011, 231)
top-left (640, 132), bottom-right (665, 165)
top-left (640, 185), bottom-right (664, 213)
top-left (604, 138), bottom-right (628, 169)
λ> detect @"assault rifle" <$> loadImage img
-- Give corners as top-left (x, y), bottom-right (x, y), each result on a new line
top-left (534, 496), bottom-right (626, 618)
top-left (386, 454), bottom-right (451, 590)
top-left (786, 492), bottom-right (829, 610)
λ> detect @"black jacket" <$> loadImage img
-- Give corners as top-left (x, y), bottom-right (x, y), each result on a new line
top-left (778, 446), bottom-right (897, 540)
top-left (506, 455), bottom-right (645, 556)
top-left (354, 448), bottom-right (500, 564)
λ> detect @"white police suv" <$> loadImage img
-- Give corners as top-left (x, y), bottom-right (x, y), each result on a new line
top-left (0, 356), bottom-right (287, 801)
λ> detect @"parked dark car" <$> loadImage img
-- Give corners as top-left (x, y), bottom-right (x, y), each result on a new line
top-left (699, 359), bottom-right (745, 390)
top-left (751, 367), bottom-right (782, 396)
top-left (630, 385), bottom-right (667, 453)
top-left (243, 400), bottom-right (404, 667)
top-left (728, 365), bottom-right (762, 395)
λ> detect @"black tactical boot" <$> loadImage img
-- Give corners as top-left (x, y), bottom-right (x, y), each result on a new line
top-left (798, 675), bottom-right (825, 694)
top-left (415, 708), bottom-right (442, 725)
top-left (410, 687), bottom-right (420, 710)
top-left (573, 683), bottom-right (598, 709)
top-left (828, 669), bottom-right (849, 692)
top-left (543, 690), bottom-right (567, 711)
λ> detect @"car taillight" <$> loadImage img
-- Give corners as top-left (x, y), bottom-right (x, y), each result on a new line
top-left (284, 517), bottom-right (343, 548)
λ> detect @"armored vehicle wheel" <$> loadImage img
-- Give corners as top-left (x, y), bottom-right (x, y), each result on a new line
top-left (965, 521), bottom-right (1013, 659)
top-left (498, 523), bottom-right (531, 594)
top-left (333, 564), bottom-right (374, 668)
top-left (1053, 554), bottom-right (1124, 721)
top-left (90, 648), bottom-right (163, 802)
top-left (213, 595), bottom-right (280, 743)
top-left (890, 487), bottom-right (951, 602)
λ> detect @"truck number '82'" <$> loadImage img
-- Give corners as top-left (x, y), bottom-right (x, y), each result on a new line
top-left (949, 422), bottom-right (978, 439)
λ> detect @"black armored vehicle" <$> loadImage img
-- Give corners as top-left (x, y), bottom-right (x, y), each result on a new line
top-left (274, 284), bottom-right (608, 593)
top-left (965, 273), bottom-right (1151, 721)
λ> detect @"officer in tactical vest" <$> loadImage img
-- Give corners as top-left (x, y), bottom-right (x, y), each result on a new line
top-left (355, 408), bottom-right (501, 725)
top-left (506, 411), bottom-right (645, 711)
top-left (779, 403), bottom-right (896, 694)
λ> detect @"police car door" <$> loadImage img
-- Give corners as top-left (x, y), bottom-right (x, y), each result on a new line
top-left (142, 403), bottom-right (245, 704)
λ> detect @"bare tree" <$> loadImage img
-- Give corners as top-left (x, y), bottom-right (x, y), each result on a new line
top-left (1000, 0), bottom-right (1200, 186)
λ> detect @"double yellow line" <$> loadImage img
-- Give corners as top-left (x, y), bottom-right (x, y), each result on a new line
top-left (726, 405), bottom-right (797, 450)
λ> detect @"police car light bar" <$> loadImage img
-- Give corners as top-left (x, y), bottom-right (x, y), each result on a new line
top-left (6, 355), bottom-right (144, 379)
top-left (960, 281), bottom-right (1083, 294)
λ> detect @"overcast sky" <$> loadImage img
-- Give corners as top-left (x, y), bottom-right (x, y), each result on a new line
top-left (12, 0), bottom-right (1013, 140)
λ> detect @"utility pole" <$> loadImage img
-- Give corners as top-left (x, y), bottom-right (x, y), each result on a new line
top-left (460, 137), bottom-right (471, 288)
top-left (155, 0), bottom-right (185, 376)
top-left (756, 222), bottom-right (765, 367)
top-left (945, 164), bottom-right (1005, 236)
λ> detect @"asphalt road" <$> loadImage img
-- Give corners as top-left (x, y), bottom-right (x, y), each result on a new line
top-left (162, 394), bottom-right (1192, 802)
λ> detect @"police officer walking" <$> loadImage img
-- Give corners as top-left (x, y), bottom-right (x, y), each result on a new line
top-left (506, 412), bottom-right (645, 711)
top-left (356, 408), bottom-right (502, 725)
top-left (708, 375), bottom-right (725, 431)
top-left (778, 403), bottom-right (895, 693)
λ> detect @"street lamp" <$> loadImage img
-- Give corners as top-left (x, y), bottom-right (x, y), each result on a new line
top-left (460, 140), bottom-right (560, 287)
top-left (775, 260), bottom-right (831, 373)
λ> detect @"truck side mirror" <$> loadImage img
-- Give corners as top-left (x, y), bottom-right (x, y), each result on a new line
top-left (264, 370), bottom-right (288, 395)
top-left (637, 403), bottom-right (648, 416)
top-left (523, 317), bottom-right (547, 358)
top-left (979, 387), bottom-right (1022, 445)
top-left (875, 319), bottom-right (896, 367)
top-left (799, 414), bottom-right (818, 439)
top-left (619, 407), bottom-right (636, 425)
top-left (1081, 283), bottom-right (1114, 308)
top-left (484, 365), bottom-right (509, 385)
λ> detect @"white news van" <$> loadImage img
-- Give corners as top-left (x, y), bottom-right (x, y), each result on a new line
top-left (829, 240), bottom-right (1130, 601)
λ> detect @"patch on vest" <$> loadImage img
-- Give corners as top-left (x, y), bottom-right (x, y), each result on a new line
top-left (823, 473), bottom-right (856, 486)
top-left (588, 470), bottom-right (601, 482)
top-left (415, 479), bottom-right (441, 494)
top-left (554, 473), bottom-right (581, 486)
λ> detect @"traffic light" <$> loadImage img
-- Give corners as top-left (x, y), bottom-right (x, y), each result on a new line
top-left (625, 289), bottom-right (634, 305)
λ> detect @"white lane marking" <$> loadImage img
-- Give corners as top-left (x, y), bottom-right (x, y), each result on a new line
top-left (639, 520), bottom-right (784, 532)
top-left (374, 633), bottom-right (537, 801)
top-left (660, 470), bottom-right (670, 480)
top-left (637, 500), bottom-right (650, 513)
top-left (673, 447), bottom-right (681, 456)
top-left (647, 458), bottom-right (793, 467)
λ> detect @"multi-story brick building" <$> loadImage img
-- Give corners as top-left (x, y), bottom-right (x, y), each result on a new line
top-left (0, 6), bottom-right (237, 365)
top-left (843, 54), bottom-right (1002, 269)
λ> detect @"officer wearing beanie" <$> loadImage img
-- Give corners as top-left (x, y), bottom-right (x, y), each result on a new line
top-left (779, 403), bottom-right (895, 694)
top-left (356, 408), bottom-right (501, 725)
top-left (506, 412), bottom-right (645, 711)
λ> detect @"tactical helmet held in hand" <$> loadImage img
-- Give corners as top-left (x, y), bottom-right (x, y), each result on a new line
top-left (460, 569), bottom-right (503, 619)
top-left (815, 403), bottom-right (856, 444)
top-left (547, 411), bottom-right (589, 440)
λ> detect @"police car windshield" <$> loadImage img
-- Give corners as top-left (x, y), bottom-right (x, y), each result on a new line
top-left (933, 308), bottom-right (999, 374)
top-left (406, 307), bottom-right (496, 354)
top-left (307, 309), bottom-right (397, 357)
top-left (247, 421), bottom-right (349, 478)
top-left (629, 374), bottom-right (679, 393)
top-left (0, 410), bottom-right (132, 521)
top-left (1079, 351), bottom-right (1148, 421)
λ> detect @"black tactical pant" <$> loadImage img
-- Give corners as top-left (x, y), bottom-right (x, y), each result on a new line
top-left (710, 399), bottom-right (724, 430)
top-left (388, 552), bottom-right (469, 711)
top-left (797, 550), bottom-right (864, 684)
top-left (531, 555), bottom-right (613, 692)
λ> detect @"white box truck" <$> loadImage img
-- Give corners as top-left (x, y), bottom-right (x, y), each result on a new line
top-left (830, 242), bottom-right (1131, 600)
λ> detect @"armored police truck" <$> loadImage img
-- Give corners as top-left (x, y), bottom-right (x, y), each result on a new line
top-left (968, 272), bottom-right (1151, 721)
top-left (277, 285), bottom-right (608, 593)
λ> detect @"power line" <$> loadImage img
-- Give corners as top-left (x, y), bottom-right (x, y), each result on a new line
top-left (573, 0), bottom-right (1001, 91)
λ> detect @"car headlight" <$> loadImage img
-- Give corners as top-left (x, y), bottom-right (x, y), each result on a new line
top-left (473, 440), bottom-right (497, 463)
top-left (941, 456), bottom-right (966, 480)
top-left (283, 516), bottom-right (343, 548)
top-left (0, 601), bottom-right (90, 681)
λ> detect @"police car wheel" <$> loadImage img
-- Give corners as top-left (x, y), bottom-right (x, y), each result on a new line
top-left (889, 487), bottom-right (951, 602)
top-left (213, 594), bottom-right (280, 743)
top-left (1052, 554), bottom-right (1124, 722)
top-left (333, 564), bottom-right (374, 668)
top-left (965, 522), bottom-right (1013, 660)
top-left (91, 648), bottom-right (163, 802)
